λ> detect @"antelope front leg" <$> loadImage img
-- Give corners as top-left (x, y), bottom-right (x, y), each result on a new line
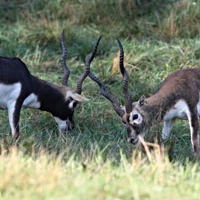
top-left (187, 108), bottom-right (199, 154)
top-left (162, 119), bottom-right (175, 142)
top-left (161, 119), bottom-right (175, 155)
top-left (8, 99), bottom-right (23, 140)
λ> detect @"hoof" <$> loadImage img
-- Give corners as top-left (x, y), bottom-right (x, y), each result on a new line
top-left (12, 133), bottom-right (20, 141)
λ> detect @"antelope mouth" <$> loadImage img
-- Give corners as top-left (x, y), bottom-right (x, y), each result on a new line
top-left (127, 137), bottom-right (139, 145)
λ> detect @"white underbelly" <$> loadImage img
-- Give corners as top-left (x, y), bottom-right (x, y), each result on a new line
top-left (0, 83), bottom-right (21, 109)
top-left (0, 83), bottom-right (40, 110)
top-left (164, 95), bottom-right (200, 121)
top-left (164, 100), bottom-right (189, 121)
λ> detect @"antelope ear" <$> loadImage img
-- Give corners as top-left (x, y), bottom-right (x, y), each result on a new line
top-left (66, 91), bottom-right (89, 102)
top-left (132, 102), bottom-right (137, 108)
top-left (138, 95), bottom-right (146, 107)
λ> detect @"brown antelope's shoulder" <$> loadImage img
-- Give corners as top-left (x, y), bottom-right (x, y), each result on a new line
top-left (156, 68), bottom-right (200, 92)
top-left (165, 68), bottom-right (200, 79)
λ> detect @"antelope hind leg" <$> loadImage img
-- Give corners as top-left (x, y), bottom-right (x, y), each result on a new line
top-left (187, 108), bottom-right (199, 154)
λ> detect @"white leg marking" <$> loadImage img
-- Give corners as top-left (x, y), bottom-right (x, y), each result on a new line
top-left (162, 119), bottom-right (175, 142)
top-left (197, 93), bottom-right (200, 116)
top-left (2, 83), bottom-right (22, 137)
top-left (8, 101), bottom-right (17, 136)
top-left (185, 110), bottom-right (195, 151)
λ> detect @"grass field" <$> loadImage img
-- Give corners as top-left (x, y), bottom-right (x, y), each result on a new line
top-left (0, 0), bottom-right (200, 199)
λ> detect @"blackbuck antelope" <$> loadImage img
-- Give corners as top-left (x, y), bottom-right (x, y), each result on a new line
top-left (89, 39), bottom-right (200, 154)
top-left (0, 32), bottom-right (101, 140)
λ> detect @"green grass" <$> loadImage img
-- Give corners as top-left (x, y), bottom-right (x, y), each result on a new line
top-left (0, 0), bottom-right (200, 199)
top-left (1, 147), bottom-right (200, 200)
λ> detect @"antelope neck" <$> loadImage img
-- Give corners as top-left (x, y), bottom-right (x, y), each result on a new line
top-left (30, 76), bottom-right (65, 112)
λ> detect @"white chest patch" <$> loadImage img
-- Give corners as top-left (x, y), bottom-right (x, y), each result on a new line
top-left (164, 100), bottom-right (189, 121)
top-left (0, 83), bottom-right (22, 109)
top-left (22, 93), bottom-right (41, 109)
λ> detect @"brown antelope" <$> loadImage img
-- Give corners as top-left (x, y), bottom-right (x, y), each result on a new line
top-left (0, 32), bottom-right (101, 139)
top-left (89, 38), bottom-right (199, 154)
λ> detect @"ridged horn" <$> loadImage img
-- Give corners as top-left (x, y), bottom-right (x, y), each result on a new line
top-left (61, 31), bottom-right (70, 86)
top-left (76, 36), bottom-right (102, 94)
top-left (117, 39), bottom-right (132, 114)
top-left (89, 72), bottom-right (125, 117)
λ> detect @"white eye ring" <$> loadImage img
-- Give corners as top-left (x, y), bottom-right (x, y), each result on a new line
top-left (69, 100), bottom-right (77, 110)
top-left (129, 112), bottom-right (143, 125)
top-left (69, 101), bottom-right (74, 109)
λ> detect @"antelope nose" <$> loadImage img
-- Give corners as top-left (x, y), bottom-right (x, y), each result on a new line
top-left (59, 127), bottom-right (67, 135)
top-left (67, 122), bottom-right (75, 131)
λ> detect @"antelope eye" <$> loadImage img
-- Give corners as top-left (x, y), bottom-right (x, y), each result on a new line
top-left (67, 97), bottom-right (73, 104)
top-left (132, 114), bottom-right (138, 120)
top-left (73, 102), bottom-right (78, 108)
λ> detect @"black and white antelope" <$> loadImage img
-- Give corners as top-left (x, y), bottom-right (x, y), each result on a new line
top-left (89, 39), bottom-right (200, 154)
top-left (0, 32), bottom-right (100, 140)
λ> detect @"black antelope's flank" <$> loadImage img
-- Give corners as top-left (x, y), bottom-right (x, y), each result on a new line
top-left (89, 39), bottom-right (200, 154)
top-left (0, 32), bottom-right (101, 140)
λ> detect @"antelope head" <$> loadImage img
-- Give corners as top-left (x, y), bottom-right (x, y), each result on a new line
top-left (57, 31), bottom-right (102, 134)
top-left (89, 39), bottom-right (147, 145)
